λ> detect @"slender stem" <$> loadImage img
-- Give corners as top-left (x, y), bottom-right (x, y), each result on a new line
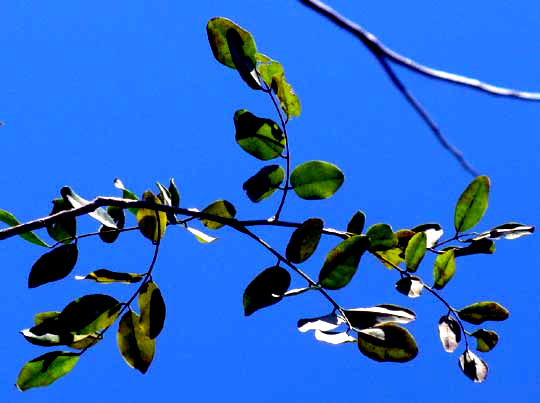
top-left (299, 0), bottom-right (540, 101)
top-left (50, 226), bottom-right (140, 248)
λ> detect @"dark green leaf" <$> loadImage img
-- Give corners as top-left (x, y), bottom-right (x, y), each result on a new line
top-left (58, 294), bottom-right (119, 334)
top-left (61, 186), bottom-right (117, 228)
top-left (453, 239), bottom-right (495, 257)
top-left (139, 281), bottom-right (166, 339)
top-left (433, 250), bottom-right (456, 290)
top-left (471, 329), bottom-right (499, 352)
top-left (114, 178), bottom-right (139, 215)
top-left (454, 176), bottom-right (490, 233)
top-left (297, 313), bottom-right (344, 333)
top-left (290, 161), bottom-right (344, 200)
top-left (473, 222), bottom-right (534, 241)
top-left (98, 206), bottom-right (125, 243)
top-left (346, 210), bottom-right (366, 235)
top-left (285, 218), bottom-right (324, 263)
top-left (75, 269), bottom-right (143, 284)
top-left (117, 311), bottom-right (155, 374)
top-left (136, 190), bottom-right (167, 242)
top-left (243, 266), bottom-right (291, 316)
top-left (459, 350), bottom-right (488, 383)
top-left (0, 209), bottom-right (49, 247)
top-left (168, 178), bottom-right (180, 208)
top-left (404, 232), bottom-right (426, 272)
top-left (357, 323), bottom-right (418, 363)
top-left (242, 165), bottom-right (285, 203)
top-left (234, 110), bottom-right (285, 160)
top-left (16, 351), bottom-right (79, 391)
top-left (438, 315), bottom-right (461, 353)
top-left (318, 235), bottom-right (369, 290)
top-left (395, 276), bottom-right (423, 298)
top-left (457, 301), bottom-right (509, 325)
top-left (201, 199), bottom-right (236, 230)
top-left (344, 304), bottom-right (416, 330)
top-left (46, 198), bottom-right (76, 244)
top-left (28, 244), bottom-right (78, 288)
top-left (366, 224), bottom-right (397, 252)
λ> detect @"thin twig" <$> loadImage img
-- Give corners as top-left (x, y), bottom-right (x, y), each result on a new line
top-left (299, 0), bottom-right (540, 100)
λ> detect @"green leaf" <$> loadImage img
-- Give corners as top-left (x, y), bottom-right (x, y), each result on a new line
top-left (139, 281), bottom-right (166, 339)
top-left (457, 301), bottom-right (509, 325)
top-left (114, 178), bottom-right (139, 215)
top-left (136, 190), bottom-right (167, 242)
top-left (98, 206), bottom-right (125, 243)
top-left (318, 235), bottom-right (369, 290)
top-left (206, 17), bottom-right (260, 89)
top-left (0, 209), bottom-right (49, 247)
top-left (433, 250), bottom-right (456, 290)
top-left (46, 198), bottom-right (76, 244)
top-left (242, 165), bottom-right (285, 203)
top-left (290, 161), bottom-right (344, 200)
top-left (346, 210), bottom-right (366, 235)
top-left (366, 224), bottom-right (397, 252)
top-left (28, 244), bottom-right (78, 288)
top-left (201, 200), bottom-right (236, 230)
top-left (404, 232), bottom-right (426, 272)
top-left (16, 351), bottom-right (79, 391)
top-left (75, 269), bottom-right (143, 284)
top-left (374, 248), bottom-right (404, 269)
top-left (61, 186), bottom-right (117, 228)
top-left (234, 110), bottom-right (285, 160)
top-left (185, 227), bottom-right (218, 243)
top-left (453, 239), bottom-right (495, 257)
top-left (357, 323), bottom-right (418, 363)
top-left (395, 276), bottom-right (424, 298)
top-left (438, 315), bottom-right (461, 353)
top-left (58, 294), bottom-right (120, 334)
top-left (243, 266), bottom-right (291, 316)
top-left (285, 218), bottom-right (324, 263)
top-left (471, 329), bottom-right (499, 352)
top-left (168, 178), bottom-right (180, 208)
top-left (117, 311), bottom-right (155, 374)
top-left (454, 176), bottom-right (490, 233)
top-left (343, 304), bottom-right (416, 330)
top-left (256, 53), bottom-right (301, 118)
top-left (34, 311), bottom-right (61, 326)
top-left (459, 350), bottom-right (488, 383)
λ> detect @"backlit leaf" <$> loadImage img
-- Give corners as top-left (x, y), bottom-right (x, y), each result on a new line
top-left (457, 301), bottom-right (509, 325)
top-left (346, 210), bottom-right (366, 235)
top-left (459, 350), bottom-right (488, 383)
top-left (438, 316), bottom-right (461, 353)
top-left (290, 161), bottom-right (344, 200)
top-left (139, 281), bottom-right (166, 339)
top-left (136, 190), bottom-right (167, 243)
top-left (314, 330), bottom-right (356, 345)
top-left (471, 329), bottom-right (499, 352)
top-left (28, 244), bottom-right (78, 288)
top-left (168, 178), bottom-right (180, 208)
top-left (297, 313), bottom-right (344, 333)
top-left (185, 227), bottom-right (218, 243)
top-left (201, 200), bottom-right (236, 229)
top-left (433, 250), bottom-right (456, 290)
top-left (61, 186), bottom-right (117, 228)
top-left (16, 351), bottom-right (79, 391)
top-left (46, 198), bottom-right (76, 244)
top-left (234, 110), bottom-right (285, 160)
top-left (343, 304), bottom-right (416, 330)
top-left (156, 182), bottom-right (173, 207)
top-left (243, 165), bottom-right (285, 203)
top-left (473, 222), bottom-right (534, 241)
top-left (114, 178), bottom-right (139, 215)
top-left (366, 224), bottom-right (397, 252)
top-left (395, 276), bottom-right (424, 298)
top-left (454, 176), bottom-right (490, 233)
top-left (318, 235), bottom-right (369, 290)
top-left (75, 269), bottom-right (143, 284)
top-left (285, 218), bottom-right (324, 263)
top-left (412, 223), bottom-right (443, 248)
top-left (243, 266), bottom-right (291, 316)
top-left (0, 209), bottom-right (49, 247)
top-left (357, 323), bottom-right (418, 363)
top-left (117, 311), bottom-right (155, 374)
top-left (404, 232), bottom-right (426, 272)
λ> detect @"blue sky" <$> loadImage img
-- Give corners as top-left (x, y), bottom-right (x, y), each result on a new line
top-left (1, 1), bottom-right (539, 402)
